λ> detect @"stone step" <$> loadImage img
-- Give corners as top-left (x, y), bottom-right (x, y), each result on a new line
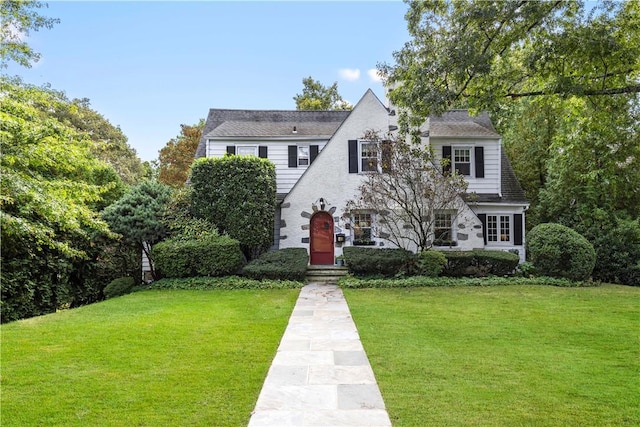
top-left (306, 265), bottom-right (349, 283)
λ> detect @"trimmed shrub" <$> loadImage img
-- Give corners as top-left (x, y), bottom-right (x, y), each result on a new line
top-left (343, 247), bottom-right (416, 277)
top-left (527, 223), bottom-right (596, 281)
top-left (442, 250), bottom-right (519, 277)
top-left (151, 276), bottom-right (304, 290)
top-left (190, 156), bottom-right (276, 260)
top-left (104, 277), bottom-right (135, 299)
top-left (242, 248), bottom-right (309, 281)
top-left (152, 234), bottom-right (245, 278)
top-left (588, 218), bottom-right (640, 286)
top-left (338, 275), bottom-right (596, 289)
top-left (417, 250), bottom-right (447, 277)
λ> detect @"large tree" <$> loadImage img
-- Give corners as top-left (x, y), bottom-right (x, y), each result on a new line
top-left (0, 0), bottom-right (59, 68)
top-left (158, 119), bottom-right (204, 188)
top-left (294, 76), bottom-right (352, 110)
top-left (345, 131), bottom-right (468, 252)
top-left (1, 78), bottom-right (126, 321)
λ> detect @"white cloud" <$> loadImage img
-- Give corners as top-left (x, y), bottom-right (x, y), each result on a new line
top-left (367, 68), bottom-right (383, 82)
top-left (339, 68), bottom-right (361, 82)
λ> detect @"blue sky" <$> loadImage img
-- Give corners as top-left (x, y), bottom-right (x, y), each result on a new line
top-left (8, 1), bottom-right (410, 161)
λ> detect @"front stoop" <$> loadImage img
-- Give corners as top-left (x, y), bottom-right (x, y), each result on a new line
top-left (306, 265), bottom-right (349, 283)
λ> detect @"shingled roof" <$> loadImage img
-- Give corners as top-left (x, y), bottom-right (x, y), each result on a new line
top-left (195, 109), bottom-right (350, 158)
top-left (425, 110), bottom-right (500, 138)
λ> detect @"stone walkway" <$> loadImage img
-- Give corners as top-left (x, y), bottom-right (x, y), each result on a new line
top-left (248, 283), bottom-right (392, 427)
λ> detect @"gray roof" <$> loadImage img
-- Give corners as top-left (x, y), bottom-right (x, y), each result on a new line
top-left (464, 150), bottom-right (528, 204)
top-left (195, 109), bottom-right (350, 158)
top-left (207, 121), bottom-right (341, 138)
top-left (425, 110), bottom-right (500, 138)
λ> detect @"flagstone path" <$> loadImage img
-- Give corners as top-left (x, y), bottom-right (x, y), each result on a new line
top-left (247, 283), bottom-right (392, 427)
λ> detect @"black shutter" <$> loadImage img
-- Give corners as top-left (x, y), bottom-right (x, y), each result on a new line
top-left (514, 214), bottom-right (523, 245)
top-left (478, 214), bottom-right (487, 245)
top-left (381, 140), bottom-right (392, 173)
top-left (475, 146), bottom-right (485, 178)
top-left (310, 145), bottom-right (319, 164)
top-left (288, 145), bottom-right (297, 168)
top-left (348, 140), bottom-right (358, 173)
top-left (442, 146), bottom-right (452, 174)
top-left (226, 145), bottom-right (236, 155)
top-left (258, 146), bottom-right (268, 158)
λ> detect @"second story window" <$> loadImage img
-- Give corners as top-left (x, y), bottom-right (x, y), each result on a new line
top-left (360, 141), bottom-right (378, 172)
top-left (236, 145), bottom-right (258, 156)
top-left (453, 148), bottom-right (471, 176)
top-left (298, 146), bottom-right (309, 166)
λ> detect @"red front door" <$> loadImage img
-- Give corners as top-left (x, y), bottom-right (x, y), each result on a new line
top-left (310, 212), bottom-right (334, 265)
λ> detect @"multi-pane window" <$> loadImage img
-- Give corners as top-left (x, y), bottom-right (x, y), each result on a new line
top-left (454, 148), bottom-right (471, 176)
top-left (434, 212), bottom-right (453, 242)
top-left (360, 142), bottom-right (378, 172)
top-left (236, 145), bottom-right (257, 156)
top-left (487, 215), bottom-right (511, 243)
top-left (352, 213), bottom-right (374, 245)
top-left (298, 146), bottom-right (309, 166)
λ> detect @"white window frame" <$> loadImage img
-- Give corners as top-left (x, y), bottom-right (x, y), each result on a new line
top-left (452, 146), bottom-right (472, 176)
top-left (433, 211), bottom-right (456, 245)
top-left (486, 214), bottom-right (512, 245)
top-left (236, 145), bottom-right (258, 156)
top-left (298, 145), bottom-right (310, 166)
top-left (359, 140), bottom-right (379, 173)
top-left (352, 212), bottom-right (376, 246)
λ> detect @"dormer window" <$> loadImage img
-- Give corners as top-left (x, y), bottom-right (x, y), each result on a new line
top-left (453, 148), bottom-right (471, 176)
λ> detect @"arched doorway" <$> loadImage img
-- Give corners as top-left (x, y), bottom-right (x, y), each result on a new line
top-left (310, 211), bottom-right (334, 265)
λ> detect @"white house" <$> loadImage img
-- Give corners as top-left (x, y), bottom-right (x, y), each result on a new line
top-left (193, 89), bottom-right (529, 264)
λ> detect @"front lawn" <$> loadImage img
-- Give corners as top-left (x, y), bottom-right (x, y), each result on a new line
top-left (1, 289), bottom-right (299, 426)
top-left (344, 284), bottom-right (640, 426)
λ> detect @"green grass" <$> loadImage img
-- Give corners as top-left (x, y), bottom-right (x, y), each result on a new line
top-left (1, 289), bottom-right (299, 426)
top-left (344, 284), bottom-right (640, 426)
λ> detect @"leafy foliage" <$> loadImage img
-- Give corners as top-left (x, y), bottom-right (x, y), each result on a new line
top-left (293, 76), bottom-right (352, 110)
top-left (417, 250), bottom-right (447, 277)
top-left (441, 250), bottom-right (519, 277)
top-left (190, 155), bottom-right (276, 260)
top-left (152, 234), bottom-right (245, 279)
top-left (242, 248), bottom-right (309, 281)
top-left (151, 276), bottom-right (304, 290)
top-left (527, 223), bottom-right (596, 281)
top-left (343, 247), bottom-right (416, 277)
top-left (103, 277), bottom-right (135, 299)
top-left (158, 120), bottom-right (204, 188)
top-left (338, 275), bottom-right (594, 289)
top-left (101, 181), bottom-right (172, 280)
top-left (0, 0), bottom-right (60, 68)
top-left (0, 78), bottom-right (132, 322)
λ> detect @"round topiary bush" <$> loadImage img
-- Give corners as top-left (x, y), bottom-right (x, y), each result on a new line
top-left (527, 223), bottom-right (595, 281)
top-left (418, 250), bottom-right (447, 277)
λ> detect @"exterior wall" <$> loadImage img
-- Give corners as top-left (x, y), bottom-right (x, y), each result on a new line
top-left (206, 138), bottom-right (328, 194)
top-left (279, 90), bottom-right (392, 258)
top-left (430, 137), bottom-right (502, 195)
top-left (471, 204), bottom-right (528, 262)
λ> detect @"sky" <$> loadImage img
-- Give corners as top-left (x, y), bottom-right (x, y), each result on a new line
top-left (7, 1), bottom-right (411, 161)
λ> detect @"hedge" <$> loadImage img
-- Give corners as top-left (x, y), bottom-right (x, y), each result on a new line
top-left (151, 276), bottom-right (304, 290)
top-left (104, 277), bottom-right (135, 299)
top-left (417, 250), bottom-right (447, 277)
top-left (343, 247), bottom-right (416, 277)
top-left (152, 234), bottom-right (245, 278)
top-left (338, 276), bottom-right (595, 289)
top-left (442, 250), bottom-right (520, 277)
top-left (527, 223), bottom-right (596, 281)
top-left (242, 248), bottom-right (309, 281)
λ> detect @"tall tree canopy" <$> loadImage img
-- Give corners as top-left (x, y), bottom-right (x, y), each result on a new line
top-left (158, 119), bottom-right (204, 188)
top-left (382, 0), bottom-right (639, 122)
top-left (0, 0), bottom-right (59, 68)
top-left (294, 76), bottom-right (353, 110)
